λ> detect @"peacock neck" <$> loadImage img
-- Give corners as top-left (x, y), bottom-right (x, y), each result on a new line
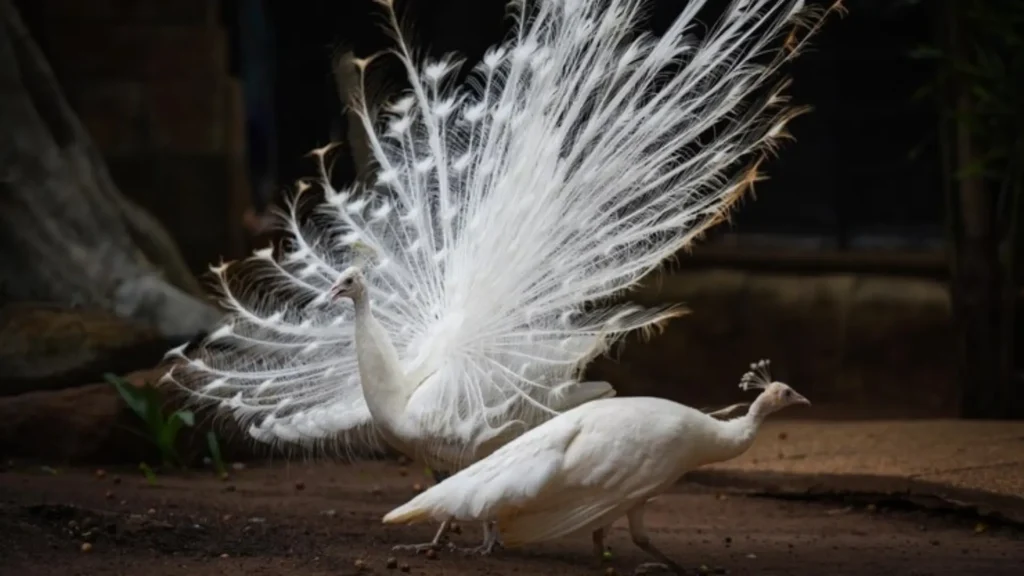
top-left (351, 292), bottom-right (411, 428)
top-left (705, 402), bottom-right (770, 463)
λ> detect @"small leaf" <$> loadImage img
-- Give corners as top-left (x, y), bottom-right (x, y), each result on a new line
top-left (104, 373), bottom-right (148, 420)
top-left (139, 462), bottom-right (157, 485)
top-left (206, 431), bottom-right (227, 477)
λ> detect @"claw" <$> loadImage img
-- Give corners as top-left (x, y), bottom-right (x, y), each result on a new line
top-left (456, 539), bottom-right (502, 556)
top-left (391, 541), bottom-right (443, 554)
top-left (632, 562), bottom-right (676, 575)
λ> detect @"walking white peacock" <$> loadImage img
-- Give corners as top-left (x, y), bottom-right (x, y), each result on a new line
top-left (381, 359), bottom-right (811, 573)
top-left (163, 0), bottom-right (840, 554)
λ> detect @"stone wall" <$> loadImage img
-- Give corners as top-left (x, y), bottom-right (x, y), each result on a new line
top-left (589, 268), bottom-right (957, 418)
top-left (25, 0), bottom-right (250, 272)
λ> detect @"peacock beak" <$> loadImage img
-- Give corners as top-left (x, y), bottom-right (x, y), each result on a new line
top-left (793, 392), bottom-right (811, 406)
top-left (329, 280), bottom-right (345, 300)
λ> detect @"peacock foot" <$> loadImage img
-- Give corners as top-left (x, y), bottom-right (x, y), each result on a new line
top-left (632, 562), bottom-right (682, 576)
top-left (391, 541), bottom-right (445, 554)
top-left (453, 540), bottom-right (501, 556)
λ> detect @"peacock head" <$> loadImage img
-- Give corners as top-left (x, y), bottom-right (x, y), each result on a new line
top-left (739, 359), bottom-right (810, 416)
top-left (330, 266), bottom-right (367, 301)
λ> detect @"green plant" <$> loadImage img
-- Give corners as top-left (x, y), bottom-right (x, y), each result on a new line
top-left (104, 373), bottom-right (195, 468)
top-left (206, 430), bottom-right (228, 478)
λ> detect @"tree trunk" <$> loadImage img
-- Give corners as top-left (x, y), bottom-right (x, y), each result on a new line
top-left (943, 0), bottom-right (1020, 418)
top-left (0, 0), bottom-right (221, 341)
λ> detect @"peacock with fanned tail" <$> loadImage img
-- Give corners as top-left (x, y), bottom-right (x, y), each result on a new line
top-left (164, 0), bottom-right (840, 554)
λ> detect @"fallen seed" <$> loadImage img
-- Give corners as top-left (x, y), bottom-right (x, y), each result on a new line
top-left (412, 483), bottom-right (423, 493)
top-left (425, 548), bottom-right (438, 560)
top-left (80, 543), bottom-right (92, 553)
top-left (220, 553), bottom-right (230, 558)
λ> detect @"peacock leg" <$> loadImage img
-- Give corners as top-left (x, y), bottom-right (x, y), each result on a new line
top-left (454, 521), bottom-right (502, 555)
top-left (626, 505), bottom-right (685, 576)
top-left (391, 518), bottom-right (451, 553)
top-left (593, 526), bottom-right (613, 562)
top-left (392, 468), bottom-right (456, 553)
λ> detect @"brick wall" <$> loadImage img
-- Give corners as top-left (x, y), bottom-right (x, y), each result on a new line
top-left (27, 0), bottom-right (250, 273)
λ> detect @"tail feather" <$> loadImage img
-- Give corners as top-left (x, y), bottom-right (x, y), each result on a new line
top-left (382, 501), bottom-right (434, 525)
top-left (164, 0), bottom-right (841, 451)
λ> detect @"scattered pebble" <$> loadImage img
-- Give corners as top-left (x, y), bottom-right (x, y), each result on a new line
top-left (605, 567), bottom-right (618, 576)
top-left (746, 553), bottom-right (757, 559)
top-left (354, 559), bottom-right (366, 570)
top-left (222, 514), bottom-right (232, 522)
top-left (104, 491), bottom-right (114, 500)
top-left (425, 548), bottom-right (438, 560)
top-left (450, 522), bottom-right (462, 535)
top-left (371, 485), bottom-right (383, 496)
top-left (80, 543), bottom-right (92, 553)
top-left (219, 472), bottom-right (230, 482)
top-left (974, 523), bottom-right (987, 534)
top-left (412, 483), bottom-right (423, 493)
top-left (386, 556), bottom-right (398, 569)
top-left (320, 509), bottom-right (337, 517)
top-left (147, 508), bottom-right (156, 515)
top-left (95, 469), bottom-right (106, 479)
top-left (295, 481), bottom-right (305, 491)
top-left (220, 553), bottom-right (230, 559)
top-left (399, 563), bottom-right (411, 573)
top-left (232, 462), bottom-right (246, 471)
top-left (865, 504), bottom-right (876, 512)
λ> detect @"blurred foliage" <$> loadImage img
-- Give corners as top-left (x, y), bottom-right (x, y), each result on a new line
top-left (904, 0), bottom-right (1024, 217)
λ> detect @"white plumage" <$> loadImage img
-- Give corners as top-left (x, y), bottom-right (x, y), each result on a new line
top-left (383, 360), bottom-right (811, 569)
top-left (162, 0), bottom-right (838, 552)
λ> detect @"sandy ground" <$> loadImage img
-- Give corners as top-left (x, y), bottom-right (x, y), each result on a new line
top-left (1, 459), bottom-right (1022, 576)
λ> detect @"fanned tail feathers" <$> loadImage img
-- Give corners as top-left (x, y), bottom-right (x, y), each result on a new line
top-left (163, 0), bottom-right (840, 452)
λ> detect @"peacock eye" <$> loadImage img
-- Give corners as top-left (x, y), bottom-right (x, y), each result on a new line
top-left (783, 389), bottom-right (792, 398)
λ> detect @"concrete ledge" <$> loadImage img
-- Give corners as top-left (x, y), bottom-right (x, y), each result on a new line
top-left (682, 419), bottom-right (1024, 525)
top-left (685, 469), bottom-right (1024, 525)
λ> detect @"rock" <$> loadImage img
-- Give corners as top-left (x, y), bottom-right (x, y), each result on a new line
top-left (0, 304), bottom-right (174, 397)
top-left (0, 366), bottom-right (258, 464)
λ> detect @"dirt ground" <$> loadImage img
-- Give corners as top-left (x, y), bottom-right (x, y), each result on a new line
top-left (1, 459), bottom-right (1022, 576)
